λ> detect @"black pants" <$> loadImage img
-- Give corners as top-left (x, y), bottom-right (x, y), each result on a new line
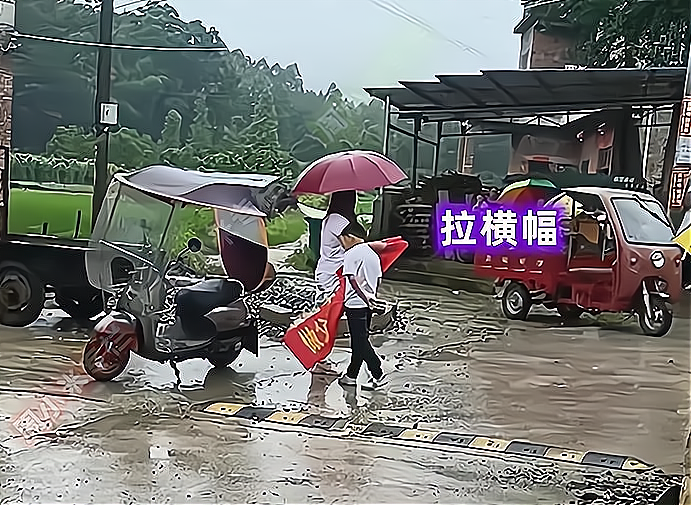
top-left (345, 307), bottom-right (382, 380)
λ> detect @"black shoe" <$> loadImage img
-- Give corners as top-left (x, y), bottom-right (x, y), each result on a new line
top-left (362, 373), bottom-right (389, 391)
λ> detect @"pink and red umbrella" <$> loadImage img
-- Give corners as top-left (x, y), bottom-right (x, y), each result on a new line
top-left (292, 150), bottom-right (407, 195)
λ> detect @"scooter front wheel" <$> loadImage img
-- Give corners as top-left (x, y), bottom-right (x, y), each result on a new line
top-left (82, 332), bottom-right (139, 381)
top-left (638, 294), bottom-right (673, 337)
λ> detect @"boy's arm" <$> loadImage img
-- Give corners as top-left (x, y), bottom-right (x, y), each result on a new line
top-left (346, 274), bottom-right (372, 307)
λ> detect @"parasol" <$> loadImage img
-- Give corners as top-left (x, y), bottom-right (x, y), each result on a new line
top-left (546, 192), bottom-right (584, 218)
top-left (292, 150), bottom-right (407, 195)
top-left (497, 178), bottom-right (560, 205)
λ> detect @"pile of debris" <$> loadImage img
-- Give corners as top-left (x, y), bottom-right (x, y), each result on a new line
top-left (248, 273), bottom-right (409, 340)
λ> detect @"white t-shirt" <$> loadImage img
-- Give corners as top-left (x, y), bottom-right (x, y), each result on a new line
top-left (315, 213), bottom-right (350, 278)
top-left (343, 242), bottom-right (382, 309)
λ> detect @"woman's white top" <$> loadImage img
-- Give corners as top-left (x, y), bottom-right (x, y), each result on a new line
top-left (315, 213), bottom-right (350, 279)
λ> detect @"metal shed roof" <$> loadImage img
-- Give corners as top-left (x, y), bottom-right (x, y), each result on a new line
top-left (364, 68), bottom-right (685, 120)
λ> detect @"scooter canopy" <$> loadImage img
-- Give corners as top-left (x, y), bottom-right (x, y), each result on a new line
top-left (115, 165), bottom-right (283, 217)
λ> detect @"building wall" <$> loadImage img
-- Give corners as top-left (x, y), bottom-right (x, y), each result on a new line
top-left (529, 30), bottom-right (576, 69)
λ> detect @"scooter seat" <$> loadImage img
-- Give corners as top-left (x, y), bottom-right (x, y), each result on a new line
top-left (175, 278), bottom-right (244, 340)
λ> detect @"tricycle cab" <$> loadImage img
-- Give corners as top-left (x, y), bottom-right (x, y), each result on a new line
top-left (475, 187), bottom-right (682, 336)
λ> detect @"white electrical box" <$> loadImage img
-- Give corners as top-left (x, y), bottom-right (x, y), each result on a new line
top-left (0, 1), bottom-right (15, 29)
top-left (100, 102), bottom-right (119, 126)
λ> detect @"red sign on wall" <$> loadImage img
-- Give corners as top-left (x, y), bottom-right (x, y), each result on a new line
top-left (669, 168), bottom-right (691, 209)
top-left (680, 98), bottom-right (691, 137)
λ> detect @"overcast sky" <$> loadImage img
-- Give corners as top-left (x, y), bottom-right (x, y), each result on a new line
top-left (162, 0), bottom-right (523, 102)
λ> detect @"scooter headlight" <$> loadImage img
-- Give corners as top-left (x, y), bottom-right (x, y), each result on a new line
top-left (651, 251), bottom-right (665, 269)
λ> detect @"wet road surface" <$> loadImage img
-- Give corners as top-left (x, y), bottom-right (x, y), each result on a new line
top-left (0, 278), bottom-right (687, 503)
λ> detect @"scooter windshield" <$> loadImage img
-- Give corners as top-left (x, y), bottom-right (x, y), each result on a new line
top-left (101, 185), bottom-right (173, 255)
top-left (86, 182), bottom-right (174, 291)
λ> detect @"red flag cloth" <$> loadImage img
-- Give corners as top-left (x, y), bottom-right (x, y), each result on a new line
top-left (282, 237), bottom-right (408, 370)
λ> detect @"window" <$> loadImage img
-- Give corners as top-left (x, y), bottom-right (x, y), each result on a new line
top-left (612, 198), bottom-right (675, 245)
top-left (597, 146), bottom-right (613, 173)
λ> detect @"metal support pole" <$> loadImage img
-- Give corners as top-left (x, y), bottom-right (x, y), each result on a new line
top-left (412, 117), bottom-right (420, 187)
top-left (433, 122), bottom-right (442, 176)
top-left (641, 109), bottom-right (653, 181)
top-left (382, 95), bottom-right (391, 156)
top-left (92, 0), bottom-right (114, 230)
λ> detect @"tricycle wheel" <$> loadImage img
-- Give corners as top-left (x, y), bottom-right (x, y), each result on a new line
top-left (82, 332), bottom-right (138, 381)
top-left (638, 295), bottom-right (673, 337)
top-left (501, 282), bottom-right (531, 321)
top-left (0, 262), bottom-right (45, 327)
top-left (208, 348), bottom-right (241, 368)
top-left (557, 304), bottom-right (583, 321)
top-left (55, 290), bottom-right (104, 320)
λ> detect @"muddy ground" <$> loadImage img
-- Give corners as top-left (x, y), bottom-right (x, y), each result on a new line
top-left (0, 276), bottom-right (687, 504)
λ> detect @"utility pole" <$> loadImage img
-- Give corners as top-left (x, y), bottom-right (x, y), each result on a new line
top-left (92, 0), bottom-right (114, 229)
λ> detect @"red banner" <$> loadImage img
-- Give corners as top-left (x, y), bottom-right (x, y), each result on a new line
top-left (283, 236), bottom-right (408, 370)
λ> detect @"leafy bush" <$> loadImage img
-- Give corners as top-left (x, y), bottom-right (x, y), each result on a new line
top-left (266, 209), bottom-right (307, 246)
top-left (10, 152), bottom-right (122, 185)
top-left (297, 192), bottom-right (375, 215)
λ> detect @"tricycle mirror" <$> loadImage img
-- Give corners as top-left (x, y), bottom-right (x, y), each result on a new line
top-left (187, 237), bottom-right (202, 253)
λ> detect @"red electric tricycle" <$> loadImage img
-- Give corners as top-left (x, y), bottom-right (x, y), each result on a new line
top-left (474, 187), bottom-right (682, 337)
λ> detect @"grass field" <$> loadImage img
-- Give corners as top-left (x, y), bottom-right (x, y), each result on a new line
top-left (6, 186), bottom-right (309, 246)
top-left (7, 186), bottom-right (376, 251)
top-left (8, 187), bottom-right (93, 238)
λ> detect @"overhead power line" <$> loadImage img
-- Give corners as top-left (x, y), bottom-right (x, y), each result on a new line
top-left (13, 31), bottom-right (229, 52)
top-left (522, 0), bottom-right (566, 9)
top-left (366, 0), bottom-right (485, 58)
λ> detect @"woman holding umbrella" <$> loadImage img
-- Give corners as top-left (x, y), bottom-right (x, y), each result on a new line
top-left (292, 150), bottom-right (408, 297)
top-left (314, 190), bottom-right (357, 297)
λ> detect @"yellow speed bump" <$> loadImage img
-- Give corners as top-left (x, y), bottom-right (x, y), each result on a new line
top-left (469, 437), bottom-right (509, 451)
top-left (399, 429), bottom-right (440, 442)
top-left (266, 411), bottom-right (311, 425)
top-left (204, 402), bottom-right (246, 416)
top-left (545, 447), bottom-right (585, 463)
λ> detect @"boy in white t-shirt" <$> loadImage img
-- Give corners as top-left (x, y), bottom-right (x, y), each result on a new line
top-left (337, 221), bottom-right (387, 390)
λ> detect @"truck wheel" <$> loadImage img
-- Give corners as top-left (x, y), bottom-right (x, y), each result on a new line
top-left (0, 262), bottom-right (45, 327)
top-left (638, 295), bottom-right (673, 337)
top-left (208, 348), bottom-right (241, 368)
top-left (55, 291), bottom-right (104, 320)
top-left (501, 282), bottom-right (531, 321)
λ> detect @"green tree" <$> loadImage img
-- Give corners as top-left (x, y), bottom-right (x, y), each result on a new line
top-left (16, 0), bottom-right (391, 180)
top-left (525, 0), bottom-right (690, 68)
top-left (14, 0), bottom-right (226, 152)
